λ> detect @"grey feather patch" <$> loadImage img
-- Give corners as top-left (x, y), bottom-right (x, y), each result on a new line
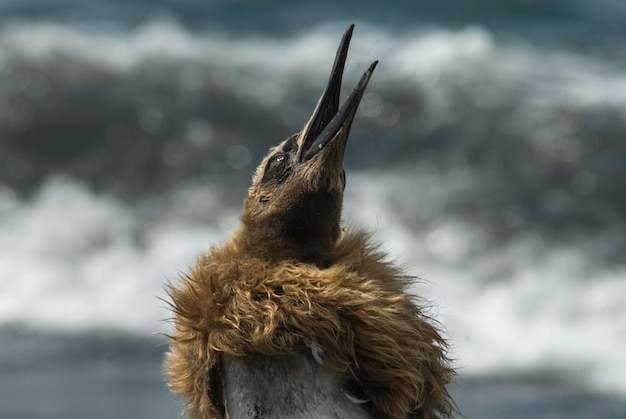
top-left (307, 341), bottom-right (325, 365)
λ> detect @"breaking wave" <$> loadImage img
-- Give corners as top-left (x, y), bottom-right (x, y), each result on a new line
top-left (1, 17), bottom-right (625, 399)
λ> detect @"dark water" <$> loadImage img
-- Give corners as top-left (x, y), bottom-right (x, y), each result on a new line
top-left (1, 1), bottom-right (626, 417)
top-left (2, 331), bottom-right (626, 419)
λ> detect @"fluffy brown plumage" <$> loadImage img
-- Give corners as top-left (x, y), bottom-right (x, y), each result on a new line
top-left (164, 24), bottom-right (456, 419)
top-left (166, 230), bottom-right (455, 418)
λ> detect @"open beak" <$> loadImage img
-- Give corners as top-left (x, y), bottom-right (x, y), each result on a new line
top-left (298, 24), bottom-right (378, 163)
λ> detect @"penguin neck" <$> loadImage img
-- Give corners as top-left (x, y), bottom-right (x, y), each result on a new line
top-left (238, 191), bottom-right (343, 267)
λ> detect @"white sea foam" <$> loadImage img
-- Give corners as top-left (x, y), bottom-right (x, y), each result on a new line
top-left (0, 176), bottom-right (233, 333)
top-left (1, 173), bottom-right (625, 396)
top-left (345, 169), bottom-right (626, 397)
top-left (2, 20), bottom-right (626, 113)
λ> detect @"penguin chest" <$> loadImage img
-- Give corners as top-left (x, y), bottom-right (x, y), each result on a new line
top-left (222, 353), bottom-right (372, 419)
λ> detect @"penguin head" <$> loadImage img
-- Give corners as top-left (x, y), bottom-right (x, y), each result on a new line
top-left (239, 25), bottom-right (377, 266)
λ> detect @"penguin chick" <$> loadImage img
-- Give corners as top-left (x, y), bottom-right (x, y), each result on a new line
top-left (165, 25), bottom-right (456, 419)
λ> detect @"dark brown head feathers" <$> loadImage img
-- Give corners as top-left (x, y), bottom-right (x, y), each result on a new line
top-left (239, 133), bottom-right (344, 267)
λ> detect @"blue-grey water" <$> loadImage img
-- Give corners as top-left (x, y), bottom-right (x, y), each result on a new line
top-left (1, 1), bottom-right (626, 417)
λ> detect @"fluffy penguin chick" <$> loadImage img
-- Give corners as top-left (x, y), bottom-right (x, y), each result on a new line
top-left (165, 25), bottom-right (456, 419)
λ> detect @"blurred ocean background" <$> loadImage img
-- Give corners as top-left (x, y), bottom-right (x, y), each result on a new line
top-left (1, 0), bottom-right (626, 418)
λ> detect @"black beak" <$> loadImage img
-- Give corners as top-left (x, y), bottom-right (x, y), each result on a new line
top-left (299, 24), bottom-right (378, 162)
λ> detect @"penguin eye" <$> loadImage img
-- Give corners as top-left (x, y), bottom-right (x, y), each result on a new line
top-left (266, 153), bottom-right (285, 172)
top-left (261, 152), bottom-right (290, 184)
